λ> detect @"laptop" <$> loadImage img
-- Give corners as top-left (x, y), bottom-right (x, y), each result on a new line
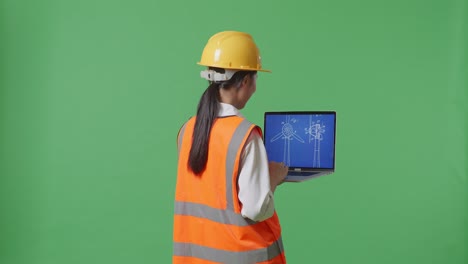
top-left (263, 111), bottom-right (336, 182)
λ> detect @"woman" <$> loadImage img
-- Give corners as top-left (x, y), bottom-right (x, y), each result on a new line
top-left (173, 31), bottom-right (288, 264)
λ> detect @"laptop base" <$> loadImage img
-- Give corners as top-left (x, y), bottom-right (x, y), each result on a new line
top-left (284, 171), bottom-right (334, 182)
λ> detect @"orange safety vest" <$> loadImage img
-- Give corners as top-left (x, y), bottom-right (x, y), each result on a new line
top-left (173, 116), bottom-right (286, 264)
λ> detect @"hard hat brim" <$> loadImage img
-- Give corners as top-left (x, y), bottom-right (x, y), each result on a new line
top-left (197, 62), bottom-right (271, 73)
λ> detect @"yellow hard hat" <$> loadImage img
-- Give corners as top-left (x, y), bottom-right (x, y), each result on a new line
top-left (198, 31), bottom-right (271, 73)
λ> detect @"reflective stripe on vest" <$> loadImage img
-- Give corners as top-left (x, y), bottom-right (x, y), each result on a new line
top-left (174, 201), bottom-right (256, 226)
top-left (177, 122), bottom-right (187, 156)
top-left (174, 237), bottom-right (284, 263)
top-left (174, 117), bottom-right (284, 263)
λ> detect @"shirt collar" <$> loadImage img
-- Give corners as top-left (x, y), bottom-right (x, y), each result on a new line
top-left (218, 102), bottom-right (244, 118)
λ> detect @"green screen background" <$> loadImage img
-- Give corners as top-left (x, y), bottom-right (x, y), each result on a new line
top-left (1, 0), bottom-right (466, 263)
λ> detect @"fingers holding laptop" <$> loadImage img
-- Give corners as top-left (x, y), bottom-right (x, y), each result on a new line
top-left (269, 162), bottom-right (288, 192)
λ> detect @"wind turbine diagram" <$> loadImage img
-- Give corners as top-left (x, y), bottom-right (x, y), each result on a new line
top-left (270, 115), bottom-right (305, 166)
top-left (305, 115), bottom-right (326, 167)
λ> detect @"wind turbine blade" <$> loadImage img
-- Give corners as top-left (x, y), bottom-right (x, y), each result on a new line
top-left (271, 133), bottom-right (284, 142)
top-left (292, 133), bottom-right (305, 143)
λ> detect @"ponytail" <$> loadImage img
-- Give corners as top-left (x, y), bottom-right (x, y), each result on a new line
top-left (188, 82), bottom-right (220, 175)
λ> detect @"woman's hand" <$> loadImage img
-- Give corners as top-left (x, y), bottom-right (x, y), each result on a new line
top-left (268, 162), bottom-right (288, 192)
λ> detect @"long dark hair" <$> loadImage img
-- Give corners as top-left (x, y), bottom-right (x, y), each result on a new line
top-left (188, 68), bottom-right (256, 175)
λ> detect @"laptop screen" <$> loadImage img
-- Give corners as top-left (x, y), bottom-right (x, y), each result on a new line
top-left (264, 111), bottom-right (336, 170)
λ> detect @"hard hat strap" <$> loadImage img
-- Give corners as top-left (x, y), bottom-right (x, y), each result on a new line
top-left (200, 69), bottom-right (238, 81)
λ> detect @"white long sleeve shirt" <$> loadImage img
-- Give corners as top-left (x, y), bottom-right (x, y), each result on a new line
top-left (218, 103), bottom-right (275, 222)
